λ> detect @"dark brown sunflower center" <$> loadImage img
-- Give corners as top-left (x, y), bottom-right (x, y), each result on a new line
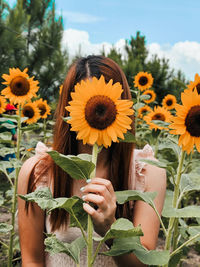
top-left (166, 99), bottom-right (173, 106)
top-left (185, 105), bottom-right (200, 137)
top-left (139, 76), bottom-right (148, 86)
top-left (85, 95), bottom-right (117, 130)
top-left (23, 106), bottom-right (34, 119)
top-left (10, 76), bottom-right (30, 96)
top-left (152, 113), bottom-right (165, 121)
top-left (38, 104), bottom-right (46, 116)
top-left (194, 84), bottom-right (200, 94)
top-left (147, 93), bottom-right (152, 99)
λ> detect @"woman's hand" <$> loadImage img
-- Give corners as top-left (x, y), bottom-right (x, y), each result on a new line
top-left (81, 177), bottom-right (117, 237)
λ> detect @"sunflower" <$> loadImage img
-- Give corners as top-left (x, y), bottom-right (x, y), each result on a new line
top-left (20, 102), bottom-right (40, 124)
top-left (170, 89), bottom-right (200, 154)
top-left (0, 96), bottom-right (7, 114)
top-left (35, 98), bottom-right (51, 119)
top-left (1, 68), bottom-right (39, 105)
top-left (142, 89), bottom-right (156, 104)
top-left (138, 105), bottom-right (151, 118)
top-left (59, 85), bottom-right (63, 95)
top-left (134, 72), bottom-right (153, 91)
top-left (185, 73), bottom-right (200, 95)
top-left (144, 106), bottom-right (172, 130)
top-left (66, 76), bottom-right (134, 148)
top-left (162, 94), bottom-right (177, 110)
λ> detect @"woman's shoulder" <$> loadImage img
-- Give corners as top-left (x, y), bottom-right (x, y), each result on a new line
top-left (18, 142), bottom-right (53, 194)
top-left (130, 144), bottom-right (166, 192)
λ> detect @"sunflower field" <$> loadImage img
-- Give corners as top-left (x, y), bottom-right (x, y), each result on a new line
top-left (0, 65), bottom-right (200, 267)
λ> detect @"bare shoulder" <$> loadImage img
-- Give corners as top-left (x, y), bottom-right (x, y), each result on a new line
top-left (143, 157), bottom-right (167, 192)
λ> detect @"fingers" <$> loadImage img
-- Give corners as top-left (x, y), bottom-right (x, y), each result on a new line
top-left (83, 193), bottom-right (107, 210)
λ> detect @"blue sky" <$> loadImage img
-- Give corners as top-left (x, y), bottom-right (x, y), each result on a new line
top-left (6, 0), bottom-right (200, 79)
top-left (55, 0), bottom-right (200, 45)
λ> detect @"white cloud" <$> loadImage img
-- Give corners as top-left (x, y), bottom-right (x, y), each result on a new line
top-left (62, 29), bottom-right (200, 80)
top-left (59, 11), bottom-right (104, 23)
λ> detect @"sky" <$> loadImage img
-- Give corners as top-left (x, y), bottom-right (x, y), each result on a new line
top-left (7, 0), bottom-right (200, 80)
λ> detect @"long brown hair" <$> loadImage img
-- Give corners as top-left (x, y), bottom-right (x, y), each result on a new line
top-left (44, 56), bottom-right (134, 231)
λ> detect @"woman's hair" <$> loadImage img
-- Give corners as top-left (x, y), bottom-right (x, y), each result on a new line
top-left (32, 55), bottom-right (134, 231)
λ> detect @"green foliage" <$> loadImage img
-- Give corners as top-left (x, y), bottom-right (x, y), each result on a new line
top-left (0, 0), bottom-right (68, 101)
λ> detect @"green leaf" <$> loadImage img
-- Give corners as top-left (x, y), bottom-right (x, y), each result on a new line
top-left (139, 158), bottom-right (168, 169)
top-left (62, 116), bottom-right (71, 122)
top-left (47, 151), bottom-right (95, 180)
top-left (151, 120), bottom-right (170, 127)
top-left (19, 187), bottom-right (79, 213)
top-left (116, 190), bottom-right (157, 208)
top-left (180, 173), bottom-right (200, 193)
top-left (69, 198), bottom-right (88, 231)
top-left (119, 131), bottom-right (136, 143)
top-left (45, 235), bottom-right (86, 264)
top-left (103, 237), bottom-right (170, 265)
top-left (94, 218), bottom-right (143, 242)
top-left (162, 190), bottom-right (200, 218)
top-left (140, 94), bottom-right (151, 101)
top-left (21, 124), bottom-right (40, 132)
top-left (0, 223), bottom-right (13, 233)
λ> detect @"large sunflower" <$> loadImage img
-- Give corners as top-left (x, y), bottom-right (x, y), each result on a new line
top-left (162, 94), bottom-right (177, 110)
top-left (138, 105), bottom-right (151, 118)
top-left (134, 72), bottom-right (153, 91)
top-left (66, 76), bottom-right (134, 148)
top-left (142, 89), bottom-right (156, 104)
top-left (35, 98), bottom-right (51, 119)
top-left (144, 106), bottom-right (172, 130)
top-left (0, 96), bottom-right (7, 114)
top-left (20, 102), bottom-right (40, 124)
top-left (1, 68), bottom-right (39, 105)
top-left (170, 89), bottom-right (200, 154)
top-left (185, 73), bottom-right (200, 95)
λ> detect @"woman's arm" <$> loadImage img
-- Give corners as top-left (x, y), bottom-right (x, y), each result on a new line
top-left (82, 163), bottom-right (166, 267)
top-left (18, 159), bottom-right (46, 267)
top-left (114, 163), bottom-right (166, 267)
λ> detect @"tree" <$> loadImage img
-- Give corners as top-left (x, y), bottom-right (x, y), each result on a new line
top-left (0, 0), bottom-right (68, 101)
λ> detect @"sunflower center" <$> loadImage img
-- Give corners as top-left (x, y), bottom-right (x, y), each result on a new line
top-left (10, 76), bottom-right (30, 96)
top-left (38, 104), bottom-right (46, 116)
top-left (195, 84), bottom-right (200, 94)
top-left (166, 99), bottom-right (173, 106)
top-left (185, 105), bottom-right (200, 137)
top-left (85, 95), bottom-right (117, 130)
top-left (23, 106), bottom-right (34, 119)
top-left (152, 113), bottom-right (165, 121)
top-left (139, 76), bottom-right (148, 86)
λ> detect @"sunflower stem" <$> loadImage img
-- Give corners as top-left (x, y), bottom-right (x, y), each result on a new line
top-left (164, 150), bottom-right (185, 266)
top-left (87, 143), bottom-right (99, 267)
top-left (134, 90), bottom-right (141, 138)
top-left (43, 118), bottom-right (47, 144)
top-left (8, 105), bottom-right (22, 267)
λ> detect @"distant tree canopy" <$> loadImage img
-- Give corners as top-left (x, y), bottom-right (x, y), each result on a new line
top-left (0, 0), bottom-right (68, 101)
top-left (0, 1), bottom-right (187, 104)
top-left (106, 31), bottom-right (187, 104)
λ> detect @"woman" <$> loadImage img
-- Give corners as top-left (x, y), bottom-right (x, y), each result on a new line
top-left (18, 55), bottom-right (166, 267)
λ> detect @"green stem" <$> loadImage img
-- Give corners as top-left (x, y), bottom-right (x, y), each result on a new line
top-left (170, 233), bottom-right (200, 258)
top-left (43, 118), bottom-right (47, 144)
top-left (164, 150), bottom-right (185, 265)
top-left (134, 90), bottom-right (141, 138)
top-left (7, 105), bottom-right (22, 267)
top-left (152, 203), bottom-right (167, 237)
top-left (91, 240), bottom-right (104, 265)
top-left (87, 143), bottom-right (98, 267)
top-left (71, 209), bottom-right (88, 244)
top-left (0, 239), bottom-right (9, 249)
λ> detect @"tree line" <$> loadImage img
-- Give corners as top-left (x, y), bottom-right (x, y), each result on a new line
top-left (0, 0), bottom-right (187, 104)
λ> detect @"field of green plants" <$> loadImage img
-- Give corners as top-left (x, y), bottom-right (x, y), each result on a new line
top-left (0, 66), bottom-right (200, 267)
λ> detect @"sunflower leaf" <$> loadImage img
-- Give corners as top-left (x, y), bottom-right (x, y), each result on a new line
top-left (93, 218), bottom-right (143, 242)
top-left (119, 131), bottom-right (136, 143)
top-left (115, 190), bottom-right (156, 208)
top-left (0, 223), bottom-right (13, 233)
top-left (103, 236), bottom-right (170, 265)
top-left (47, 150), bottom-right (95, 180)
top-left (45, 235), bottom-right (86, 264)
